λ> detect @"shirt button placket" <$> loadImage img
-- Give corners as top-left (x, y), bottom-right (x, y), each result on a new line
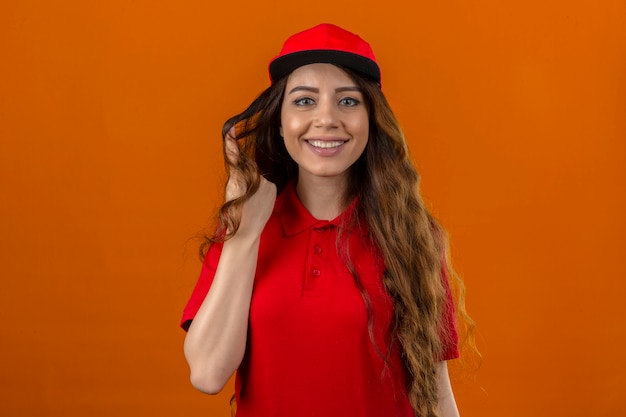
top-left (311, 227), bottom-right (326, 281)
top-left (312, 242), bottom-right (322, 278)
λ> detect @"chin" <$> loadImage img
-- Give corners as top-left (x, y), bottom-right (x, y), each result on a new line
top-left (308, 167), bottom-right (350, 178)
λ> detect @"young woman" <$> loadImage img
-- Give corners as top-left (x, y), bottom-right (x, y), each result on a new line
top-left (181, 23), bottom-right (470, 417)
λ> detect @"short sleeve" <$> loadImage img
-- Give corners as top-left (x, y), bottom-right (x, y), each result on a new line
top-left (180, 241), bottom-right (224, 331)
top-left (439, 263), bottom-right (460, 361)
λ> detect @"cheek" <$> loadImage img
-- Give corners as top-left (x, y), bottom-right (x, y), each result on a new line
top-left (349, 114), bottom-right (369, 139)
top-left (281, 115), bottom-right (307, 139)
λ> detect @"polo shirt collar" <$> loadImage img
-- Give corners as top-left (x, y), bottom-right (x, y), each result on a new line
top-left (277, 180), bottom-right (365, 237)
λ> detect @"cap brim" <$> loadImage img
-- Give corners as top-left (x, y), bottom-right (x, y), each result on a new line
top-left (269, 50), bottom-right (381, 85)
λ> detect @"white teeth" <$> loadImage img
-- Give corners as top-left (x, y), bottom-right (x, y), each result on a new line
top-left (308, 140), bottom-right (345, 149)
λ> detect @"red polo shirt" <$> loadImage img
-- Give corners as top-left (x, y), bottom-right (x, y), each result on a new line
top-left (181, 181), bottom-right (458, 417)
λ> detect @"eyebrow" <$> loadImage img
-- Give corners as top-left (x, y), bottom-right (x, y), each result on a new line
top-left (287, 86), bottom-right (362, 95)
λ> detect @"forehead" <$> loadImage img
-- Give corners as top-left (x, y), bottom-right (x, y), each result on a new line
top-left (285, 63), bottom-right (356, 88)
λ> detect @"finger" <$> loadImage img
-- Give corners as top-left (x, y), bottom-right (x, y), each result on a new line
top-left (224, 127), bottom-right (240, 167)
top-left (224, 127), bottom-right (243, 202)
top-left (226, 125), bottom-right (236, 140)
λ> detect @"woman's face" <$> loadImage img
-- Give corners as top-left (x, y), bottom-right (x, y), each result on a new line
top-left (280, 63), bottom-right (369, 184)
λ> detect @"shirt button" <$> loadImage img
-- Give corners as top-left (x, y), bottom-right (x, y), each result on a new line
top-left (314, 245), bottom-right (322, 254)
top-left (312, 269), bottom-right (321, 277)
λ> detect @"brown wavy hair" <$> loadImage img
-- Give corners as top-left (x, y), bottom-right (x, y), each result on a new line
top-left (201, 67), bottom-right (475, 417)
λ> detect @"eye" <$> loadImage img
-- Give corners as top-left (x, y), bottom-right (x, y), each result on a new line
top-left (294, 97), bottom-right (315, 106)
top-left (339, 97), bottom-right (360, 107)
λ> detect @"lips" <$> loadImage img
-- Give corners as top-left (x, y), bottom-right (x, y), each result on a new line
top-left (303, 137), bottom-right (349, 156)
top-left (306, 139), bottom-right (347, 149)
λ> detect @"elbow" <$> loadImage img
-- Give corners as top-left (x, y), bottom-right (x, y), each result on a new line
top-left (188, 368), bottom-right (230, 395)
top-left (184, 337), bottom-right (243, 394)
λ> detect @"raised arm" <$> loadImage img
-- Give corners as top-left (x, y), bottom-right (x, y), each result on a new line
top-left (183, 133), bottom-right (277, 394)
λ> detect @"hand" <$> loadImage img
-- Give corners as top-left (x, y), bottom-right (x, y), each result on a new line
top-left (224, 128), bottom-right (277, 238)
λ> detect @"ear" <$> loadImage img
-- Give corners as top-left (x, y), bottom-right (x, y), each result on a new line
top-left (279, 126), bottom-right (284, 137)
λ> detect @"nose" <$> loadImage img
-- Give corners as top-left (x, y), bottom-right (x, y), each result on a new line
top-left (313, 98), bottom-right (339, 129)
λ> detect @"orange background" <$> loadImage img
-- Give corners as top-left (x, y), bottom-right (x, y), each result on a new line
top-left (1, 1), bottom-right (625, 416)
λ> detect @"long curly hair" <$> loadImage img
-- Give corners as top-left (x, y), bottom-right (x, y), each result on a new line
top-left (201, 67), bottom-right (475, 417)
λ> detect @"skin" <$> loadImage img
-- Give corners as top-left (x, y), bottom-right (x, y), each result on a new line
top-left (183, 63), bottom-right (460, 416)
top-left (280, 63), bottom-right (369, 219)
top-left (437, 361), bottom-right (461, 417)
top-left (183, 130), bottom-right (276, 394)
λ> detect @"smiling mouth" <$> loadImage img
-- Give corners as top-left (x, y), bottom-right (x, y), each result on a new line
top-left (306, 140), bottom-right (347, 149)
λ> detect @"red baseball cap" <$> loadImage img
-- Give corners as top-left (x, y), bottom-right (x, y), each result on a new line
top-left (268, 23), bottom-right (381, 87)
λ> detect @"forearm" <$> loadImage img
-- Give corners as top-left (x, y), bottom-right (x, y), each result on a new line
top-left (183, 233), bottom-right (260, 394)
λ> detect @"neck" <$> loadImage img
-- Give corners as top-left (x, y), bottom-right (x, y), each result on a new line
top-left (295, 172), bottom-right (348, 220)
